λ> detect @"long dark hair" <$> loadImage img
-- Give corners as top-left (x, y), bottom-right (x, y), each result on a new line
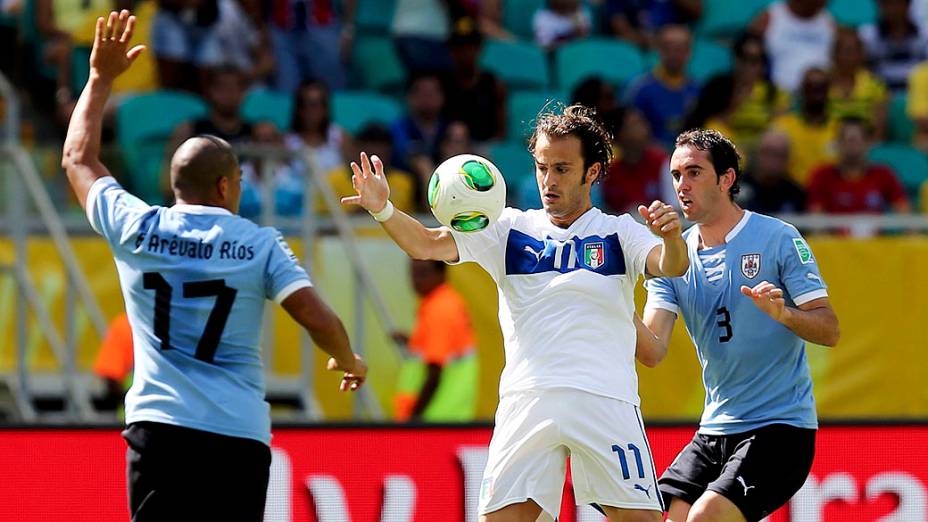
top-left (290, 80), bottom-right (332, 135)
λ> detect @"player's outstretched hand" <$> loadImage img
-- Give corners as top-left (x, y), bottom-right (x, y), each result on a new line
top-left (341, 152), bottom-right (391, 214)
top-left (327, 354), bottom-right (368, 392)
top-left (741, 281), bottom-right (787, 322)
top-left (638, 200), bottom-right (681, 238)
top-left (90, 10), bottom-right (145, 83)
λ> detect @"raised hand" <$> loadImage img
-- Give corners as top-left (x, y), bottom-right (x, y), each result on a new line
top-left (327, 354), bottom-right (368, 392)
top-left (740, 281), bottom-right (787, 322)
top-left (340, 152), bottom-right (391, 214)
top-left (638, 200), bottom-right (682, 238)
top-left (90, 10), bottom-right (145, 83)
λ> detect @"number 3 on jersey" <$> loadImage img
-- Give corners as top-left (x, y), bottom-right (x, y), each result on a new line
top-left (143, 272), bottom-right (238, 363)
top-left (716, 306), bottom-right (733, 342)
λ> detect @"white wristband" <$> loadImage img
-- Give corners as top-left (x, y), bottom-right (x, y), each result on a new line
top-left (369, 200), bottom-right (395, 222)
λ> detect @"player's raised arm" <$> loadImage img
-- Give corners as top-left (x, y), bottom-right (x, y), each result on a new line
top-left (639, 200), bottom-right (689, 277)
top-left (740, 283), bottom-right (841, 347)
top-left (61, 10), bottom-right (145, 208)
top-left (281, 287), bottom-right (367, 391)
top-left (341, 152), bottom-right (459, 262)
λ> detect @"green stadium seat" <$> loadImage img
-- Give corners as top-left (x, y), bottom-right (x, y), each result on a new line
top-left (555, 38), bottom-right (644, 94)
top-left (488, 142), bottom-right (538, 208)
top-left (688, 38), bottom-right (734, 83)
top-left (507, 90), bottom-right (567, 143)
top-left (888, 92), bottom-right (914, 144)
top-left (241, 89), bottom-right (293, 131)
top-left (352, 36), bottom-right (406, 93)
top-left (503, 0), bottom-right (545, 41)
top-left (116, 91), bottom-right (208, 204)
top-left (828, 0), bottom-right (877, 27)
top-left (356, 0), bottom-right (396, 32)
top-left (868, 144), bottom-right (928, 204)
top-left (696, 0), bottom-right (770, 38)
top-left (479, 40), bottom-right (549, 91)
top-left (331, 91), bottom-right (402, 135)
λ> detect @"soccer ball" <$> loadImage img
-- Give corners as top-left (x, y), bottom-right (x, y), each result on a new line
top-left (427, 154), bottom-right (507, 233)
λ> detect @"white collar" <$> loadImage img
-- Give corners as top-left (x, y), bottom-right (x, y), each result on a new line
top-left (725, 210), bottom-right (752, 243)
top-left (170, 204), bottom-right (233, 216)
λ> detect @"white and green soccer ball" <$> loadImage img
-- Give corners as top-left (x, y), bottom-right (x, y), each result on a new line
top-left (427, 154), bottom-right (507, 233)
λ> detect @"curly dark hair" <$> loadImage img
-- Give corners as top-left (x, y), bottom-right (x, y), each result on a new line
top-left (528, 103), bottom-right (613, 184)
top-left (675, 128), bottom-right (742, 200)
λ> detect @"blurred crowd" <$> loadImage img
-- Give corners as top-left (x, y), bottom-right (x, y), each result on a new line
top-left (1, 0), bottom-right (927, 220)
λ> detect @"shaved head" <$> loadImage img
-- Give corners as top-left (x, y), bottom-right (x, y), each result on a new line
top-left (170, 135), bottom-right (241, 211)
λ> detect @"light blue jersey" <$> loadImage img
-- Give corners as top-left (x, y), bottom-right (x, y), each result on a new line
top-left (645, 211), bottom-right (828, 435)
top-left (86, 177), bottom-right (311, 445)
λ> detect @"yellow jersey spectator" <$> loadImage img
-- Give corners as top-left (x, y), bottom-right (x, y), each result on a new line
top-left (772, 67), bottom-right (837, 186)
top-left (909, 61), bottom-right (928, 152)
top-left (828, 28), bottom-right (889, 138)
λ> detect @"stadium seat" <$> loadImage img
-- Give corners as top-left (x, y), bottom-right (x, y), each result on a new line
top-left (503, 0), bottom-right (545, 41)
top-left (555, 38), bottom-right (644, 94)
top-left (506, 90), bottom-right (567, 143)
top-left (888, 92), bottom-right (914, 144)
top-left (696, 0), bottom-right (771, 38)
top-left (687, 38), bottom-right (734, 83)
top-left (868, 144), bottom-right (928, 203)
top-left (331, 91), bottom-right (403, 135)
top-left (116, 91), bottom-right (208, 203)
top-left (488, 142), bottom-right (539, 208)
top-left (828, 0), bottom-right (877, 27)
top-left (241, 89), bottom-right (293, 131)
top-left (352, 35), bottom-right (406, 93)
top-left (479, 40), bottom-right (549, 91)
top-left (355, 0), bottom-right (397, 32)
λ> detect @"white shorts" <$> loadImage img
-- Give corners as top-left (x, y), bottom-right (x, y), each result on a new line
top-left (478, 388), bottom-right (664, 519)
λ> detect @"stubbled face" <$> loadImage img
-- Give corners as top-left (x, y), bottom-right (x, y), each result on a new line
top-left (207, 72), bottom-right (245, 118)
top-left (533, 133), bottom-right (598, 227)
top-left (670, 145), bottom-right (731, 223)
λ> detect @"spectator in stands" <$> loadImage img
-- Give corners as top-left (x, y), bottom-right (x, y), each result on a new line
top-left (772, 67), bottom-right (837, 186)
top-left (152, 0), bottom-right (222, 91)
top-left (393, 259), bottom-right (477, 422)
top-left (909, 61), bottom-right (928, 152)
top-left (601, 106), bottom-right (668, 215)
top-left (603, 0), bottom-right (651, 48)
top-left (807, 117), bottom-right (910, 214)
top-left (829, 28), bottom-right (889, 139)
top-left (475, 0), bottom-right (515, 40)
top-left (681, 74), bottom-right (737, 138)
top-left (860, 0), bottom-right (928, 93)
top-left (392, 71), bottom-right (448, 176)
top-left (444, 16), bottom-right (506, 143)
top-left (285, 80), bottom-right (345, 176)
top-left (172, 66), bottom-right (257, 144)
top-left (751, 0), bottom-right (836, 93)
top-left (738, 130), bottom-right (806, 214)
top-left (571, 77), bottom-right (619, 119)
top-left (391, 0), bottom-right (452, 73)
top-left (625, 24), bottom-right (700, 149)
top-left (267, 0), bottom-right (355, 92)
top-left (409, 120), bottom-right (474, 205)
top-left (93, 312), bottom-right (134, 413)
top-left (202, 0), bottom-right (274, 85)
top-left (533, 0), bottom-right (592, 51)
top-left (323, 124), bottom-right (417, 214)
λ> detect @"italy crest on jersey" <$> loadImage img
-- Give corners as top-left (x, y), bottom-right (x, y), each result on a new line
top-left (741, 253), bottom-right (761, 279)
top-left (584, 242), bottom-right (605, 269)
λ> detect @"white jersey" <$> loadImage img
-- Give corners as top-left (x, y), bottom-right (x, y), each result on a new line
top-left (764, 1), bottom-right (835, 92)
top-left (451, 207), bottom-right (661, 404)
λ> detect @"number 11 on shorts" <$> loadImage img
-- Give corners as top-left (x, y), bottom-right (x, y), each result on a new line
top-left (611, 444), bottom-right (645, 480)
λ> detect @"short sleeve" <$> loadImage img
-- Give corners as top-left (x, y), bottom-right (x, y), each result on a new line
top-left (616, 215), bottom-right (661, 280)
top-left (264, 230), bottom-right (313, 303)
top-left (85, 177), bottom-right (152, 243)
top-left (778, 227), bottom-right (828, 306)
top-left (448, 207), bottom-right (518, 281)
top-left (644, 277), bottom-right (679, 315)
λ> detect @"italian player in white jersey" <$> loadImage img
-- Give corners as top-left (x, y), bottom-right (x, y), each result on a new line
top-left (638, 129), bottom-right (840, 522)
top-left (61, 11), bottom-right (367, 521)
top-left (343, 105), bottom-right (688, 522)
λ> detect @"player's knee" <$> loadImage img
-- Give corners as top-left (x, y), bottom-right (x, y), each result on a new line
top-left (687, 493), bottom-right (746, 522)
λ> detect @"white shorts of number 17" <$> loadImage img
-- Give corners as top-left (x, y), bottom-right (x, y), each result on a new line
top-left (478, 388), bottom-right (664, 520)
